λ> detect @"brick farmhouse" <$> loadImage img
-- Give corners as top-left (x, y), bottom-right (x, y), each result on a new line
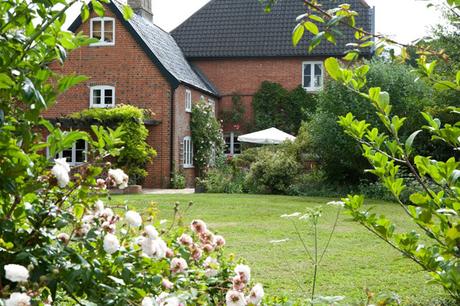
top-left (46, 0), bottom-right (374, 188)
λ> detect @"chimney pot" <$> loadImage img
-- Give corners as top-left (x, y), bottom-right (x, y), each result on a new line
top-left (128, 0), bottom-right (153, 23)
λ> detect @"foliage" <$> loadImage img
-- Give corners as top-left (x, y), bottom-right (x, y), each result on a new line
top-left (244, 147), bottom-right (301, 194)
top-left (325, 53), bottom-right (460, 301)
top-left (201, 156), bottom-right (245, 194)
top-left (70, 105), bottom-right (157, 185)
top-left (305, 59), bottom-right (434, 184)
top-left (190, 99), bottom-right (224, 177)
top-left (252, 81), bottom-right (316, 135)
top-left (220, 93), bottom-right (246, 127)
top-left (170, 170), bottom-right (186, 189)
top-left (0, 1), bottom-right (263, 305)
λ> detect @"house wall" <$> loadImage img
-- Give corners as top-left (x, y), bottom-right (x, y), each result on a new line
top-left (191, 57), bottom-right (325, 133)
top-left (173, 85), bottom-right (215, 187)
top-left (45, 8), bottom-right (174, 188)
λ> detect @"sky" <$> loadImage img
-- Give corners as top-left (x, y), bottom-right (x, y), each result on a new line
top-left (67, 0), bottom-right (446, 44)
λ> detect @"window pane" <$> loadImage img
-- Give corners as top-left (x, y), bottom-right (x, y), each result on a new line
top-left (314, 64), bottom-right (322, 76)
top-left (62, 149), bottom-right (72, 162)
top-left (75, 150), bottom-right (85, 163)
top-left (75, 139), bottom-right (85, 150)
top-left (104, 20), bottom-right (114, 42)
top-left (224, 135), bottom-right (231, 154)
top-left (93, 89), bottom-right (101, 104)
top-left (233, 139), bottom-right (241, 154)
top-left (303, 64), bottom-right (312, 88)
top-left (92, 20), bottom-right (102, 39)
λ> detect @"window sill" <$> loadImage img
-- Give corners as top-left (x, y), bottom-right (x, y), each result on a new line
top-left (185, 109), bottom-right (192, 113)
top-left (90, 104), bottom-right (115, 109)
top-left (303, 87), bottom-right (323, 92)
top-left (183, 165), bottom-right (194, 169)
top-left (89, 42), bottom-right (115, 47)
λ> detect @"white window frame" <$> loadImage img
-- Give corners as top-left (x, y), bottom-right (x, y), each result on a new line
top-left (185, 89), bottom-right (192, 112)
top-left (225, 132), bottom-right (241, 156)
top-left (90, 17), bottom-right (115, 46)
top-left (90, 85), bottom-right (115, 108)
top-left (46, 139), bottom-right (88, 166)
top-left (302, 61), bottom-right (324, 92)
top-left (182, 136), bottom-right (193, 168)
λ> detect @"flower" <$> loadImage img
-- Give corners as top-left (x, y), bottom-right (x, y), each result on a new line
top-left (162, 297), bottom-right (181, 306)
top-left (232, 275), bottom-right (246, 291)
top-left (213, 235), bottom-right (226, 248)
top-left (327, 200), bottom-right (345, 207)
top-left (162, 278), bottom-right (173, 289)
top-left (145, 225), bottom-right (159, 239)
top-left (94, 200), bottom-right (104, 212)
top-left (4, 264), bottom-right (29, 282)
top-left (235, 264), bottom-right (251, 283)
top-left (51, 158), bottom-right (70, 188)
top-left (280, 212), bottom-right (301, 218)
top-left (96, 178), bottom-right (106, 190)
top-left (177, 233), bottom-right (193, 246)
top-left (246, 283), bottom-right (264, 305)
top-left (103, 233), bottom-right (120, 254)
top-left (125, 210), bottom-right (142, 227)
top-left (141, 296), bottom-right (154, 306)
top-left (57, 233), bottom-right (70, 243)
top-left (108, 168), bottom-right (129, 189)
top-left (225, 290), bottom-right (246, 306)
top-left (170, 257), bottom-right (188, 274)
top-left (190, 219), bottom-right (207, 234)
top-left (141, 238), bottom-right (167, 259)
top-left (5, 292), bottom-right (31, 306)
top-left (191, 247), bottom-right (203, 260)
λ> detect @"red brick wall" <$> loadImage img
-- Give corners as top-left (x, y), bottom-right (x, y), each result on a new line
top-left (173, 85), bottom-right (215, 187)
top-left (192, 57), bottom-right (325, 133)
top-left (46, 7), bottom-right (173, 188)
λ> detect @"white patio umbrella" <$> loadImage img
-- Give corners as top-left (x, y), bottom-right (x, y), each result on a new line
top-left (237, 127), bottom-right (296, 144)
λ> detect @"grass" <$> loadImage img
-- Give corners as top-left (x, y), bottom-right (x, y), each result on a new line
top-left (110, 193), bottom-right (449, 305)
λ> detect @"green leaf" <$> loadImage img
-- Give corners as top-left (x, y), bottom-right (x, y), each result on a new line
top-left (92, 0), bottom-right (105, 16)
top-left (74, 204), bottom-right (85, 220)
top-left (405, 130), bottom-right (422, 150)
top-left (456, 70), bottom-right (460, 85)
top-left (0, 73), bottom-right (14, 89)
top-left (324, 57), bottom-right (342, 81)
top-left (58, 74), bottom-right (89, 93)
top-left (433, 80), bottom-right (457, 91)
top-left (81, 4), bottom-right (90, 22)
top-left (309, 15), bottom-right (325, 23)
top-left (292, 23), bottom-right (305, 46)
top-left (122, 4), bottom-right (134, 20)
top-left (304, 21), bottom-right (319, 35)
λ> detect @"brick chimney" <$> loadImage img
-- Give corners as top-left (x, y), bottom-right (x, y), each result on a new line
top-left (128, 0), bottom-right (153, 23)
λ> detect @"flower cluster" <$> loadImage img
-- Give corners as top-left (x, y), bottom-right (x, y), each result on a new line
top-left (226, 264), bottom-right (264, 306)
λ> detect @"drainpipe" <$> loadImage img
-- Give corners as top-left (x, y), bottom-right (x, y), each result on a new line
top-left (169, 85), bottom-right (176, 187)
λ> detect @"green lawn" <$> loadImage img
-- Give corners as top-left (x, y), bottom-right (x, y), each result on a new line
top-left (111, 193), bottom-right (449, 305)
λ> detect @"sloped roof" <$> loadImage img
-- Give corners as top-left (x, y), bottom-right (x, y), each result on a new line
top-left (69, 1), bottom-right (218, 96)
top-left (172, 0), bottom-right (374, 58)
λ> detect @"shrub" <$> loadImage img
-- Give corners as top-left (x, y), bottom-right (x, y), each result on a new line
top-left (70, 105), bottom-right (157, 185)
top-left (202, 161), bottom-right (245, 194)
top-left (191, 100), bottom-right (224, 177)
top-left (253, 81), bottom-right (317, 135)
top-left (244, 148), bottom-right (301, 194)
top-left (170, 170), bottom-right (186, 189)
top-left (306, 59), bottom-right (434, 184)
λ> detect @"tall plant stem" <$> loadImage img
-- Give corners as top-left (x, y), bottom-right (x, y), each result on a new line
top-left (311, 220), bottom-right (318, 303)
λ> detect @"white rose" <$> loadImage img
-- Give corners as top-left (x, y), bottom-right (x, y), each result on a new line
top-left (5, 292), bottom-right (31, 306)
top-left (103, 233), bottom-right (120, 254)
top-left (125, 210), bottom-right (142, 227)
top-left (225, 290), bottom-right (246, 306)
top-left (141, 296), bottom-right (154, 306)
top-left (144, 225), bottom-right (159, 239)
top-left (246, 283), bottom-right (264, 305)
top-left (108, 168), bottom-right (129, 189)
top-left (51, 158), bottom-right (70, 188)
top-left (4, 264), bottom-right (29, 282)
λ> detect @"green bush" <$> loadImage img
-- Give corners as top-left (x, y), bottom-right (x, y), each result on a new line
top-left (305, 59), bottom-right (434, 184)
top-left (244, 148), bottom-right (301, 194)
top-left (70, 105), bottom-right (157, 185)
top-left (170, 170), bottom-right (186, 189)
top-left (253, 81), bottom-right (316, 135)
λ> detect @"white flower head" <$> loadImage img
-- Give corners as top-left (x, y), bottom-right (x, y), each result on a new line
top-left (144, 225), bottom-right (159, 239)
top-left (51, 158), bottom-right (70, 188)
top-left (103, 233), bottom-right (120, 254)
top-left (280, 212), bottom-right (301, 218)
top-left (141, 296), bottom-right (155, 306)
top-left (5, 292), bottom-right (31, 306)
top-left (170, 257), bottom-right (188, 274)
top-left (108, 168), bottom-right (129, 189)
top-left (94, 200), bottom-right (104, 212)
top-left (247, 283), bottom-right (264, 305)
top-left (190, 219), bottom-right (207, 234)
top-left (327, 201), bottom-right (345, 207)
top-left (125, 210), bottom-right (142, 227)
top-left (162, 296), bottom-right (181, 306)
top-left (234, 264), bottom-right (251, 283)
top-left (4, 264), bottom-right (29, 283)
top-left (141, 238), bottom-right (167, 259)
top-left (177, 233), bottom-right (193, 246)
top-left (225, 290), bottom-right (246, 306)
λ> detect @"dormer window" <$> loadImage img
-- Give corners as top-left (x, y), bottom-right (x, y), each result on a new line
top-left (90, 85), bottom-right (115, 108)
top-left (303, 61), bottom-right (323, 91)
top-left (90, 17), bottom-right (115, 46)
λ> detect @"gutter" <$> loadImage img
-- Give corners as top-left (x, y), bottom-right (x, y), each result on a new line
top-left (169, 85), bottom-right (176, 187)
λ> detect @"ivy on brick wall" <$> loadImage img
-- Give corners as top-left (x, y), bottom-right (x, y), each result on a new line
top-left (69, 105), bottom-right (157, 185)
top-left (220, 93), bottom-right (246, 126)
top-left (252, 81), bottom-right (317, 135)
